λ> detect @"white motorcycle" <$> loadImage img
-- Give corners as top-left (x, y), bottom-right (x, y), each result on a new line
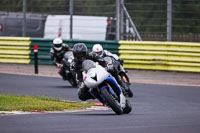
top-left (82, 59), bottom-right (132, 115)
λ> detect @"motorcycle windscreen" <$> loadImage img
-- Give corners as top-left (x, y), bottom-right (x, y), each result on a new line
top-left (82, 60), bottom-right (96, 71)
top-left (64, 51), bottom-right (73, 59)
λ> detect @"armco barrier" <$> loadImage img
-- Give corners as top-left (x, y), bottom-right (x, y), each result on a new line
top-left (0, 37), bottom-right (31, 64)
top-left (2, 37), bottom-right (199, 73)
top-left (30, 38), bottom-right (118, 65)
top-left (119, 41), bottom-right (200, 72)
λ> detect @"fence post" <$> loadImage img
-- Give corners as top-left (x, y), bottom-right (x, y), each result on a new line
top-left (22, 0), bottom-right (27, 37)
top-left (167, 0), bottom-right (172, 41)
top-left (34, 45), bottom-right (38, 74)
top-left (115, 0), bottom-right (120, 40)
top-left (120, 0), bottom-right (124, 40)
top-left (69, 0), bottom-right (74, 39)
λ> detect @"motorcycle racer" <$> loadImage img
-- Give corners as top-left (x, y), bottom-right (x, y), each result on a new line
top-left (50, 38), bottom-right (72, 80)
top-left (92, 44), bottom-right (124, 65)
top-left (70, 43), bottom-right (108, 101)
top-left (92, 44), bottom-right (132, 97)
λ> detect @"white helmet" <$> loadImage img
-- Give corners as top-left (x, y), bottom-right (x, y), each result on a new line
top-left (92, 44), bottom-right (103, 56)
top-left (53, 38), bottom-right (63, 51)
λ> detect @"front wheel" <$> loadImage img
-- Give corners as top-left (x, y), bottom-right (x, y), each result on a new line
top-left (123, 100), bottom-right (132, 114)
top-left (67, 73), bottom-right (77, 87)
top-left (121, 74), bottom-right (133, 97)
top-left (126, 86), bottom-right (133, 97)
top-left (101, 88), bottom-right (123, 115)
top-left (68, 78), bottom-right (77, 87)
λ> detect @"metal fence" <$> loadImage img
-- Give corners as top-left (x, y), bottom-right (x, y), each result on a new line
top-left (0, 0), bottom-right (200, 42)
top-left (125, 0), bottom-right (200, 42)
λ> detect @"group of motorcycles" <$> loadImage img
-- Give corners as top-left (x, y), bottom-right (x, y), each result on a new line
top-left (60, 51), bottom-right (133, 115)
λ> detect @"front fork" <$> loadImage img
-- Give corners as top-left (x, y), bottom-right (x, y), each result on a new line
top-left (89, 82), bottom-right (126, 108)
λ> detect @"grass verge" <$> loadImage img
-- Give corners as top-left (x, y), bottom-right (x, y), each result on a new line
top-left (0, 94), bottom-right (94, 112)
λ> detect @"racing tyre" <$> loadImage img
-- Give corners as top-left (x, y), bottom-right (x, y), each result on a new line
top-left (101, 88), bottom-right (123, 115)
top-left (121, 75), bottom-right (133, 97)
top-left (69, 78), bottom-right (77, 87)
top-left (123, 100), bottom-right (132, 114)
top-left (126, 86), bottom-right (133, 97)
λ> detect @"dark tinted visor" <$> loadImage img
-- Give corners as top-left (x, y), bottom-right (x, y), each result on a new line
top-left (75, 53), bottom-right (84, 58)
top-left (54, 44), bottom-right (62, 48)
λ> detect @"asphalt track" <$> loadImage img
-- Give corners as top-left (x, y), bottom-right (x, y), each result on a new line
top-left (0, 73), bottom-right (200, 133)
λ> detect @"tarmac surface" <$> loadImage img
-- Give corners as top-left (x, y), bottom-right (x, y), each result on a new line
top-left (1, 72), bottom-right (200, 133)
top-left (1, 63), bottom-right (200, 133)
top-left (0, 63), bottom-right (200, 87)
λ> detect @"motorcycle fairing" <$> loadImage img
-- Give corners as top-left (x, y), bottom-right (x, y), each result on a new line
top-left (104, 75), bottom-right (122, 94)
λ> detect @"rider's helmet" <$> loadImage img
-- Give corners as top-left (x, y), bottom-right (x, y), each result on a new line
top-left (73, 43), bottom-right (88, 63)
top-left (53, 38), bottom-right (63, 51)
top-left (92, 44), bottom-right (103, 57)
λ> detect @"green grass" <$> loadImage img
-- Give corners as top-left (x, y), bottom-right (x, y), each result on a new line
top-left (0, 94), bottom-right (94, 112)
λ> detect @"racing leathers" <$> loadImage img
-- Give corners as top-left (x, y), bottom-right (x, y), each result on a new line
top-left (94, 50), bottom-right (125, 73)
top-left (93, 50), bottom-right (129, 94)
top-left (50, 43), bottom-right (71, 79)
top-left (70, 52), bottom-right (106, 101)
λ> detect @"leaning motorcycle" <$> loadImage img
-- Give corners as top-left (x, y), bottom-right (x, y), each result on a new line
top-left (82, 59), bottom-right (132, 115)
top-left (62, 51), bottom-right (77, 87)
top-left (103, 56), bottom-right (133, 97)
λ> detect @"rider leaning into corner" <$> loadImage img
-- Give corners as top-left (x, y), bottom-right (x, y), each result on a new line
top-left (92, 44), bottom-right (125, 73)
top-left (70, 43), bottom-right (110, 101)
top-left (50, 38), bottom-right (72, 80)
top-left (92, 44), bottom-right (131, 91)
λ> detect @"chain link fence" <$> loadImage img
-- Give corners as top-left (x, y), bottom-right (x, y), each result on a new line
top-left (125, 0), bottom-right (200, 42)
top-left (0, 0), bottom-right (200, 42)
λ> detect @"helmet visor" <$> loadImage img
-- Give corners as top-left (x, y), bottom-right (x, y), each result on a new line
top-left (95, 51), bottom-right (102, 56)
top-left (54, 44), bottom-right (62, 48)
top-left (75, 53), bottom-right (84, 58)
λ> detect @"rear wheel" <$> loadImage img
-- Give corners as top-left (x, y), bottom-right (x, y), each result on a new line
top-left (101, 88), bottom-right (123, 115)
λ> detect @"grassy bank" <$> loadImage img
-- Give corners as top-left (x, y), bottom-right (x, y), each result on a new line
top-left (0, 94), bottom-right (94, 112)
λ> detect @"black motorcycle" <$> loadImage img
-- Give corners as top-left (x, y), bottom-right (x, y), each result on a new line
top-left (104, 56), bottom-right (133, 97)
top-left (62, 51), bottom-right (77, 87)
